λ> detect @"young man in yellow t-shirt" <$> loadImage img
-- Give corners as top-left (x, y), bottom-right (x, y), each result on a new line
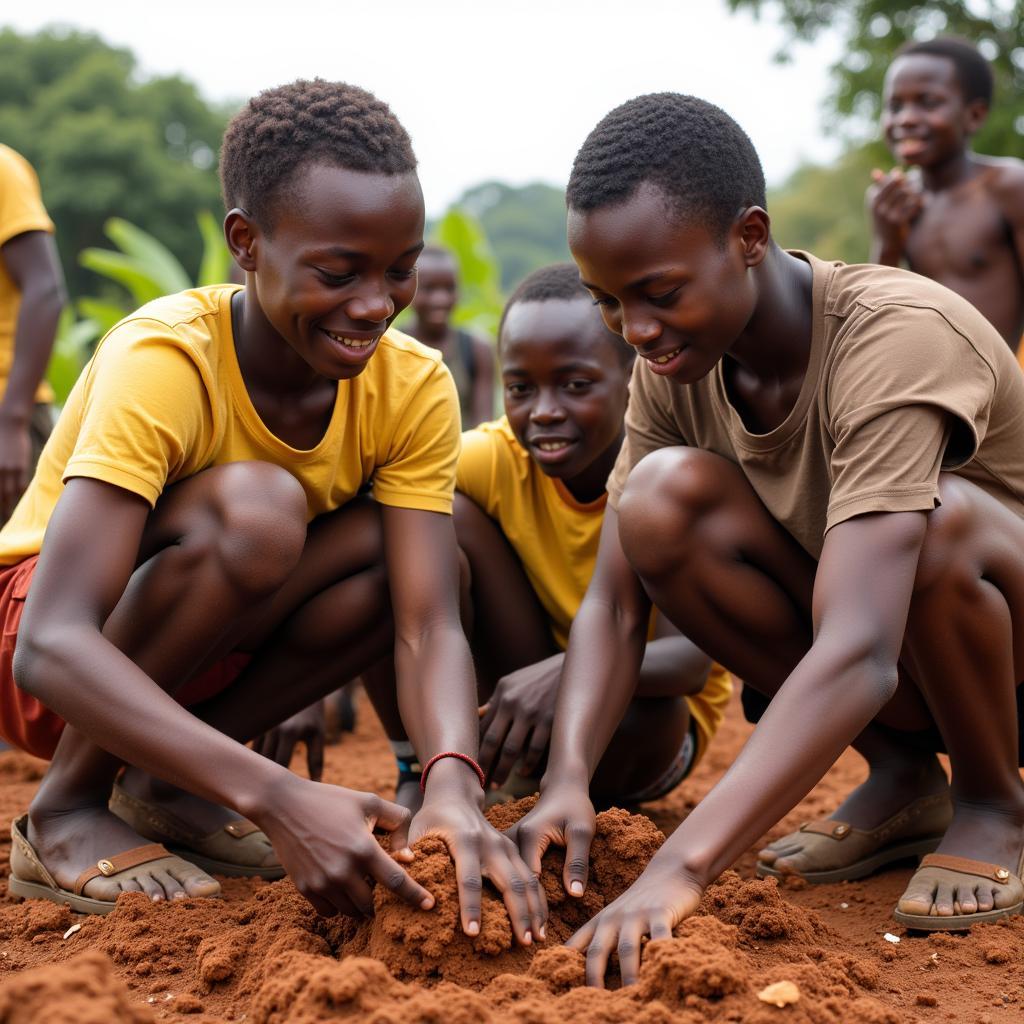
top-left (451, 263), bottom-right (729, 808)
top-left (0, 81), bottom-right (545, 943)
top-left (0, 145), bottom-right (66, 520)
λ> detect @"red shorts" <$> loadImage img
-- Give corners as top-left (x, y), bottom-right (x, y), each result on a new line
top-left (0, 556), bottom-right (250, 761)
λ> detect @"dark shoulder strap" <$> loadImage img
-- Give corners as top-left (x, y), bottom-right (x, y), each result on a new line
top-left (457, 329), bottom-right (476, 379)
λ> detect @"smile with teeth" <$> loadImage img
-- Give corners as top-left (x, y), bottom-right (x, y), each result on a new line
top-left (651, 347), bottom-right (682, 364)
top-left (536, 441), bottom-right (572, 451)
top-left (324, 329), bottom-right (377, 349)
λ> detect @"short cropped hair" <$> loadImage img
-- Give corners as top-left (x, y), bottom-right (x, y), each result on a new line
top-left (897, 36), bottom-right (994, 106)
top-left (500, 262), bottom-right (634, 366)
top-left (220, 79), bottom-right (417, 229)
top-left (566, 93), bottom-right (766, 240)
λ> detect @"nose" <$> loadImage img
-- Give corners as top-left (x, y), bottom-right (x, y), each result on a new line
top-left (530, 387), bottom-right (567, 424)
top-left (347, 283), bottom-right (394, 324)
top-left (621, 311), bottom-right (661, 348)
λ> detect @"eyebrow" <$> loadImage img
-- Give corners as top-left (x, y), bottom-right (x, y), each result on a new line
top-left (580, 270), bottom-right (670, 291)
top-left (309, 242), bottom-right (425, 260)
top-left (502, 360), bottom-right (600, 375)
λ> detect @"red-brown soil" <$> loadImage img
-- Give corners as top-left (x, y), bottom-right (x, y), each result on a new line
top-left (0, 694), bottom-right (1021, 1023)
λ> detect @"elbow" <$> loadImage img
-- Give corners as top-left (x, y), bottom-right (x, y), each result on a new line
top-left (12, 629), bottom-right (69, 706)
top-left (25, 276), bottom-right (67, 323)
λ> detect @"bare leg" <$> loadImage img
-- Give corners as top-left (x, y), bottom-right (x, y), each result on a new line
top-left (27, 462), bottom-right (309, 901)
top-left (617, 448), bottom-right (947, 874)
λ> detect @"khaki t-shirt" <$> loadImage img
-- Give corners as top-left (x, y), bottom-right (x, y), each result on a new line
top-left (607, 251), bottom-right (1024, 559)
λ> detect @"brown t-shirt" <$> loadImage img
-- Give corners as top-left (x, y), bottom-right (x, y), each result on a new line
top-left (607, 251), bottom-right (1024, 559)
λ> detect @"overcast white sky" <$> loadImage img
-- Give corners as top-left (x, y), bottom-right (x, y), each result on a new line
top-left (5, 0), bottom-right (846, 216)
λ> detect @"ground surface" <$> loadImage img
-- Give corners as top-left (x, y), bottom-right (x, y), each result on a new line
top-left (0, 692), bottom-right (1020, 1022)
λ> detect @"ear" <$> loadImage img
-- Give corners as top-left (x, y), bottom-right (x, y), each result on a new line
top-left (964, 99), bottom-right (988, 136)
top-left (734, 207), bottom-right (771, 268)
top-left (224, 208), bottom-right (259, 273)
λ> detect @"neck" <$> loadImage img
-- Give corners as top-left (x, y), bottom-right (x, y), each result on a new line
top-left (562, 430), bottom-right (624, 505)
top-left (232, 282), bottom-right (322, 394)
top-left (920, 149), bottom-right (975, 192)
top-left (727, 245), bottom-right (813, 382)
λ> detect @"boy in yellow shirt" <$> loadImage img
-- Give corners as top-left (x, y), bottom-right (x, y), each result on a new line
top-left (385, 263), bottom-right (729, 806)
top-left (0, 145), bottom-right (66, 519)
top-left (0, 80), bottom-right (545, 943)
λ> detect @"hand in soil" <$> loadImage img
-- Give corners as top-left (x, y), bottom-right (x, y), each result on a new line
top-left (508, 782), bottom-right (596, 898)
top-left (252, 700), bottom-right (326, 781)
top-left (479, 653), bottom-right (561, 785)
top-left (258, 777), bottom-right (434, 918)
top-left (566, 859), bottom-right (704, 987)
top-left (412, 790), bottom-right (548, 945)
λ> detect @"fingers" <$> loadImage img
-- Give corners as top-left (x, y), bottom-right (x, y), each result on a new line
top-left (482, 843), bottom-right (547, 946)
top-left (451, 837), bottom-right (484, 937)
top-left (617, 920), bottom-right (645, 987)
top-left (365, 841), bottom-right (435, 911)
top-left (563, 819), bottom-right (594, 897)
top-left (519, 720), bottom-right (551, 779)
top-left (583, 920), bottom-right (615, 989)
top-left (490, 718), bottom-right (529, 788)
top-left (479, 708), bottom-right (512, 781)
top-left (513, 817), bottom-right (551, 878)
top-left (649, 910), bottom-right (673, 942)
top-left (307, 730), bottom-right (324, 782)
top-left (368, 795), bottom-right (414, 858)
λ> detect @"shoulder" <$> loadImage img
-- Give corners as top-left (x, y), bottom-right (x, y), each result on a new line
top-left (982, 156), bottom-right (1024, 216)
top-left (461, 417), bottom-right (521, 460)
top-left (0, 145), bottom-right (37, 185)
top-left (457, 416), bottom-right (527, 496)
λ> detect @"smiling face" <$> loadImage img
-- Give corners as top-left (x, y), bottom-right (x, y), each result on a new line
top-left (882, 54), bottom-right (985, 168)
top-left (568, 182), bottom-right (760, 386)
top-left (500, 297), bottom-right (630, 486)
top-left (411, 251), bottom-right (458, 330)
top-left (233, 162), bottom-right (425, 380)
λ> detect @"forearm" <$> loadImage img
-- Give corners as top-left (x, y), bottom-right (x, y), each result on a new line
top-left (544, 596), bottom-right (647, 786)
top-left (869, 234), bottom-right (904, 267)
top-left (16, 624), bottom-right (289, 820)
top-left (3, 283), bottom-right (63, 419)
top-left (650, 640), bottom-right (896, 885)
top-left (636, 636), bottom-right (711, 698)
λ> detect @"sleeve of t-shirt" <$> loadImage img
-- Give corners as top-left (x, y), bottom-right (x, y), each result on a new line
top-left (373, 358), bottom-right (461, 515)
top-left (63, 322), bottom-right (213, 507)
top-left (455, 425), bottom-right (499, 514)
top-left (825, 303), bottom-right (994, 532)
top-left (0, 151), bottom-right (54, 247)
top-left (607, 359), bottom-right (690, 509)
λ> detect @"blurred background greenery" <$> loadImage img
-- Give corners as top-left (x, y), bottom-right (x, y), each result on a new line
top-left (2, 0), bottom-right (1021, 400)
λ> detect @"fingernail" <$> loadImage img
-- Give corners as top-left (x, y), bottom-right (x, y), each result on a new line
top-left (420, 896), bottom-right (435, 910)
top-left (524, 931), bottom-right (532, 945)
top-left (570, 881), bottom-right (584, 896)
top-left (539, 926), bottom-right (546, 940)
top-left (467, 920), bottom-right (480, 936)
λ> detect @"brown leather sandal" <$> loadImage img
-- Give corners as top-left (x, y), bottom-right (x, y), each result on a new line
top-left (756, 792), bottom-right (952, 884)
top-left (109, 783), bottom-right (284, 880)
top-left (893, 850), bottom-right (1024, 930)
top-left (7, 815), bottom-right (219, 915)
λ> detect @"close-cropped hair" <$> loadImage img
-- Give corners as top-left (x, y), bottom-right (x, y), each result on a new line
top-left (500, 262), bottom-right (634, 366)
top-left (220, 78), bottom-right (417, 230)
top-left (896, 36), bottom-right (994, 106)
top-left (566, 92), bottom-right (766, 241)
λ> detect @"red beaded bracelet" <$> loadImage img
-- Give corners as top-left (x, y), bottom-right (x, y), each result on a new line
top-left (419, 751), bottom-right (487, 793)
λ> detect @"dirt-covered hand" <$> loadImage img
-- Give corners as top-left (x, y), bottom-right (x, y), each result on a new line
top-left (507, 782), bottom-right (595, 899)
top-left (869, 168), bottom-right (923, 254)
top-left (412, 776), bottom-right (548, 945)
top-left (258, 777), bottom-right (434, 919)
top-left (478, 653), bottom-right (562, 786)
top-left (252, 700), bottom-right (326, 780)
top-left (0, 417), bottom-right (32, 521)
top-left (566, 860), bottom-right (704, 987)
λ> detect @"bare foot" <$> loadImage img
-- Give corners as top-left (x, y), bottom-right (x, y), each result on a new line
top-left (25, 803), bottom-right (220, 902)
top-left (896, 800), bottom-right (1024, 920)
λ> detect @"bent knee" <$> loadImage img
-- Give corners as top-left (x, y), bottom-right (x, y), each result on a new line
top-left (618, 448), bottom-right (741, 577)
top-left (202, 463), bottom-right (307, 595)
top-left (914, 475), bottom-right (982, 594)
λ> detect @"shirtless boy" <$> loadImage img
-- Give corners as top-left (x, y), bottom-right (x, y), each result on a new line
top-left (868, 37), bottom-right (1024, 348)
top-left (454, 263), bottom-right (730, 807)
top-left (408, 244), bottom-right (494, 426)
top-left (512, 92), bottom-right (1024, 986)
top-left (0, 80), bottom-right (545, 944)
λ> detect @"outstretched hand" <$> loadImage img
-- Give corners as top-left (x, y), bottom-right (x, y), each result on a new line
top-left (506, 782), bottom-right (596, 899)
top-left (567, 861), bottom-right (704, 987)
top-left (258, 777), bottom-right (435, 920)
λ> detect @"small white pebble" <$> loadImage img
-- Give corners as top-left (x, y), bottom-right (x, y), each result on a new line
top-left (62, 924), bottom-right (82, 940)
top-left (147, 997), bottom-right (156, 1004)
top-left (883, 932), bottom-right (901, 944)
top-left (839, 902), bottom-right (849, 909)
top-left (931, 952), bottom-right (939, 961)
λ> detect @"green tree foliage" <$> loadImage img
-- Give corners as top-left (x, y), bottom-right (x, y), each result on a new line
top-left (728, 0), bottom-right (1024, 157)
top-left (456, 181), bottom-right (571, 291)
top-left (0, 27), bottom-right (232, 298)
top-left (432, 208), bottom-right (505, 337)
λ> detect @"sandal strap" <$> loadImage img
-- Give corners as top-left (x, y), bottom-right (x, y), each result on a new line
top-left (800, 819), bottom-right (853, 839)
top-left (918, 853), bottom-right (1016, 884)
top-left (73, 843), bottom-right (172, 896)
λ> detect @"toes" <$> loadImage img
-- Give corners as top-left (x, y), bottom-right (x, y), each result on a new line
top-left (932, 880), bottom-right (955, 916)
top-left (770, 851), bottom-right (815, 875)
top-left (976, 885), bottom-right (996, 913)
top-left (118, 878), bottom-right (143, 895)
top-left (953, 882), bottom-right (978, 916)
top-left (897, 878), bottom-right (937, 916)
top-left (171, 863), bottom-right (221, 898)
top-left (134, 872), bottom-right (166, 903)
top-left (758, 837), bottom-right (802, 863)
top-left (152, 869), bottom-right (187, 901)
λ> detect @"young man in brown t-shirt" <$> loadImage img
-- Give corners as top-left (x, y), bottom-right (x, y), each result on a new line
top-left (509, 92), bottom-right (1024, 986)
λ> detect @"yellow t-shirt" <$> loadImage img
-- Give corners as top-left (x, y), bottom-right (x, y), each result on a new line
top-left (456, 416), bottom-right (731, 762)
top-left (0, 145), bottom-right (55, 404)
top-left (0, 284), bottom-right (460, 564)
